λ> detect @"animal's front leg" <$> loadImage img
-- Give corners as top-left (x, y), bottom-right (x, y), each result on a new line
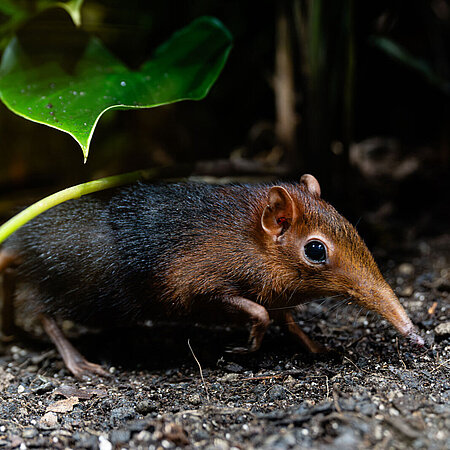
top-left (215, 296), bottom-right (270, 353)
top-left (40, 315), bottom-right (110, 379)
top-left (271, 310), bottom-right (327, 353)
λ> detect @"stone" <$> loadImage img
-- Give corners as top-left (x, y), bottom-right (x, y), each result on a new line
top-left (266, 384), bottom-right (287, 401)
top-left (398, 263), bottom-right (415, 276)
top-left (110, 429), bottom-right (131, 444)
top-left (38, 412), bottom-right (58, 430)
top-left (435, 322), bottom-right (450, 336)
top-left (136, 400), bottom-right (159, 415)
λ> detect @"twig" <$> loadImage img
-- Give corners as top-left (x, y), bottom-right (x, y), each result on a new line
top-left (187, 339), bottom-right (210, 402)
top-left (241, 370), bottom-right (302, 381)
top-left (395, 337), bottom-right (407, 370)
top-left (343, 356), bottom-right (371, 373)
top-left (242, 374), bottom-right (284, 381)
top-left (428, 301), bottom-right (438, 315)
top-left (333, 391), bottom-right (342, 413)
top-left (430, 358), bottom-right (450, 373)
top-left (343, 356), bottom-right (399, 382)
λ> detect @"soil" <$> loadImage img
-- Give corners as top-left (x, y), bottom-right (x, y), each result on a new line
top-left (0, 234), bottom-right (449, 450)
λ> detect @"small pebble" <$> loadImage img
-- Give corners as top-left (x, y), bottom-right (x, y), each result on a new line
top-left (31, 381), bottom-right (54, 394)
top-left (98, 435), bottom-right (112, 450)
top-left (435, 322), bottom-right (450, 336)
top-left (398, 286), bottom-right (414, 297)
top-left (128, 419), bottom-right (150, 433)
top-left (188, 393), bottom-right (202, 405)
top-left (224, 363), bottom-right (244, 373)
top-left (209, 438), bottom-right (229, 450)
top-left (136, 400), bottom-right (159, 415)
top-left (110, 429), bottom-right (131, 444)
top-left (136, 430), bottom-right (152, 442)
top-left (22, 428), bottom-right (38, 439)
top-left (284, 375), bottom-right (297, 385)
top-left (266, 384), bottom-right (286, 401)
top-left (220, 373), bottom-right (239, 382)
top-left (333, 428), bottom-right (359, 448)
top-left (110, 406), bottom-right (135, 423)
top-left (398, 263), bottom-right (415, 276)
top-left (10, 435), bottom-right (23, 448)
top-left (38, 412), bottom-right (58, 430)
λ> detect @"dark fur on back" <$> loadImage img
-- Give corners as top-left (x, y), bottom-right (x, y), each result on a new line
top-left (4, 183), bottom-right (271, 324)
top-left (2, 179), bottom-right (421, 351)
top-left (4, 181), bottom-right (371, 326)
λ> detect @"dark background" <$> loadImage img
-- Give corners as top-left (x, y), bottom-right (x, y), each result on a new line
top-left (0, 0), bottom-right (449, 245)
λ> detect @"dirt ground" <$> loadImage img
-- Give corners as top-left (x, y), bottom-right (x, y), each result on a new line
top-left (0, 234), bottom-right (448, 449)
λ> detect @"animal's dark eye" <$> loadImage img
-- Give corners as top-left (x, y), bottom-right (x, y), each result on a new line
top-left (304, 240), bottom-right (327, 263)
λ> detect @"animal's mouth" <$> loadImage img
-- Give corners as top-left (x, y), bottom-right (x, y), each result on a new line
top-left (396, 322), bottom-right (424, 347)
top-left (407, 330), bottom-right (425, 347)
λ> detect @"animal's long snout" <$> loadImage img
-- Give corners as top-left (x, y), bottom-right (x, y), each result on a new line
top-left (351, 282), bottom-right (424, 347)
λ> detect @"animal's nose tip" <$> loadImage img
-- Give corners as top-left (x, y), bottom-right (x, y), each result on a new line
top-left (407, 330), bottom-right (425, 347)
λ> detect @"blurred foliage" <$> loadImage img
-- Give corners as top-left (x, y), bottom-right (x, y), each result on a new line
top-left (371, 36), bottom-right (450, 95)
top-left (0, 0), bottom-right (84, 49)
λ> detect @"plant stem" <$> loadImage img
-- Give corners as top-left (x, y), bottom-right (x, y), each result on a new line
top-left (0, 168), bottom-right (158, 245)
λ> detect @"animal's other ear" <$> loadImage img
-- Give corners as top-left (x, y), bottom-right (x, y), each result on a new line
top-left (261, 186), bottom-right (297, 237)
top-left (300, 174), bottom-right (321, 197)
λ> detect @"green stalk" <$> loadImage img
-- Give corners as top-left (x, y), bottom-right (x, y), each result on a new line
top-left (0, 168), bottom-right (158, 245)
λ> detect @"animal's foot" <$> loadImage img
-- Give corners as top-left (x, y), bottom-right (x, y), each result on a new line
top-left (305, 340), bottom-right (328, 354)
top-left (40, 315), bottom-right (110, 380)
top-left (66, 354), bottom-right (111, 380)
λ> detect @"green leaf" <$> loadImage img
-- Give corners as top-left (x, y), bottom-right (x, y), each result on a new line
top-left (0, 16), bottom-right (233, 160)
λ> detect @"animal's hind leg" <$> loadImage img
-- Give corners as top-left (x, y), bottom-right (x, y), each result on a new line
top-left (40, 315), bottom-right (110, 379)
top-left (1, 250), bottom-right (20, 339)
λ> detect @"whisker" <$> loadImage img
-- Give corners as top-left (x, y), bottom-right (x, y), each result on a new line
top-left (266, 304), bottom-right (301, 312)
top-left (299, 297), bottom-right (349, 323)
top-left (352, 306), bottom-right (365, 328)
top-left (327, 299), bottom-right (347, 315)
top-left (338, 301), bottom-right (352, 321)
top-left (286, 285), bottom-right (301, 305)
top-left (266, 294), bottom-right (342, 311)
top-left (307, 294), bottom-right (343, 308)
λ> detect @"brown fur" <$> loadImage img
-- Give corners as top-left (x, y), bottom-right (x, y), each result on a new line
top-left (145, 180), bottom-right (418, 340)
top-left (0, 176), bottom-right (423, 377)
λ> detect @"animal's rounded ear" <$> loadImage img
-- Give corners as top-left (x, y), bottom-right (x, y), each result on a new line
top-left (300, 174), bottom-right (321, 197)
top-left (261, 186), bottom-right (297, 237)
